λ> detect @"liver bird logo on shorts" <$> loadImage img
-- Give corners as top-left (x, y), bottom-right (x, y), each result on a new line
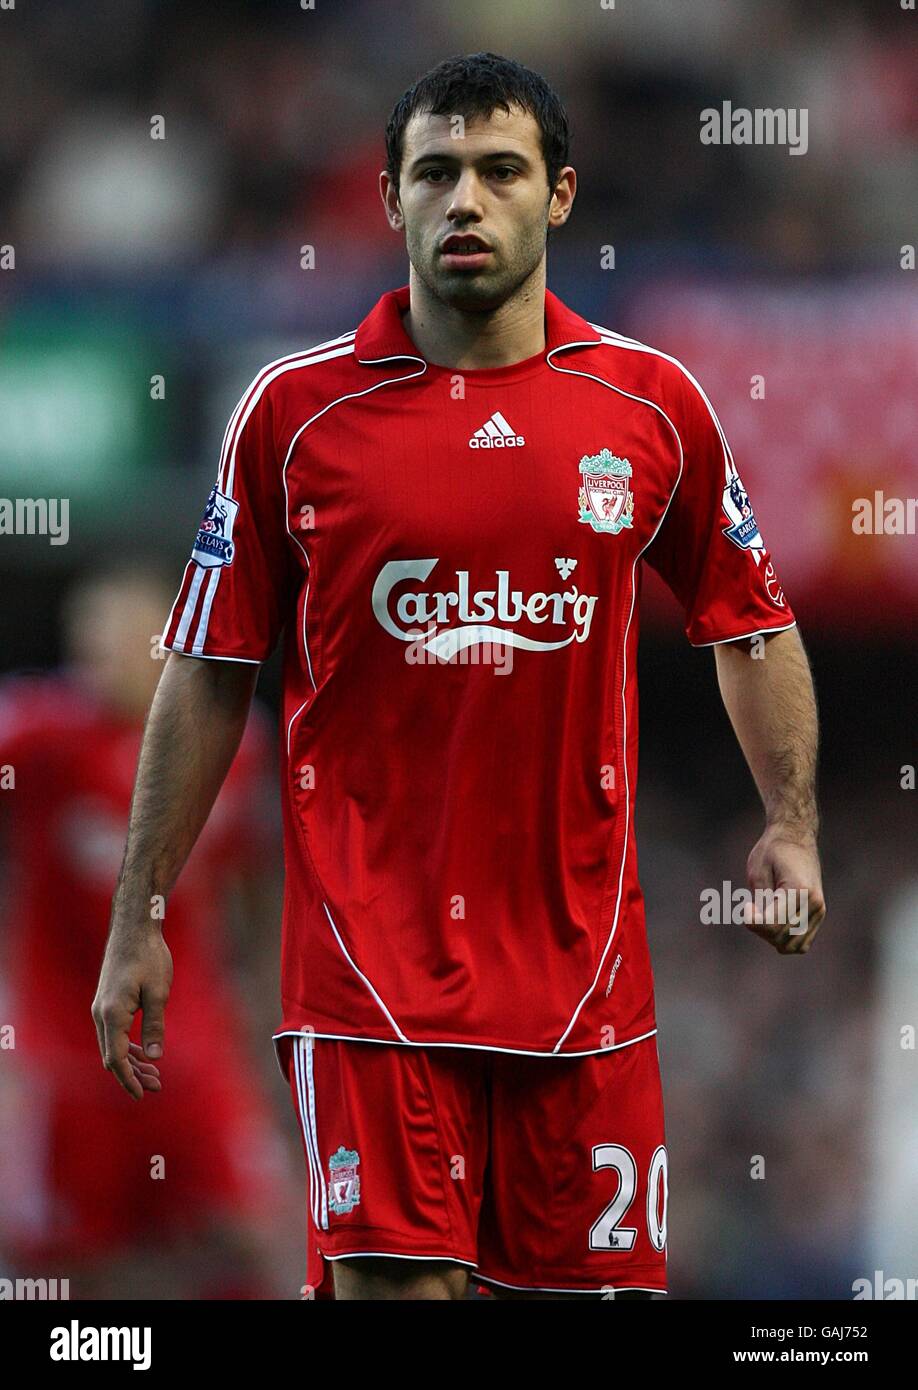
top-left (328, 1146), bottom-right (361, 1215)
top-left (578, 450), bottom-right (635, 535)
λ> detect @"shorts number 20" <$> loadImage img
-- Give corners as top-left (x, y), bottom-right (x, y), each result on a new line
top-left (589, 1144), bottom-right (668, 1253)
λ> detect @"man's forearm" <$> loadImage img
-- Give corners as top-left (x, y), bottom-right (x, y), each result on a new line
top-left (713, 626), bottom-right (819, 836)
top-left (112, 651), bottom-right (258, 931)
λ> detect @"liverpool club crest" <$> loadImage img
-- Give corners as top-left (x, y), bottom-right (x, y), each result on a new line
top-left (328, 1146), bottom-right (361, 1215)
top-left (578, 450), bottom-right (635, 534)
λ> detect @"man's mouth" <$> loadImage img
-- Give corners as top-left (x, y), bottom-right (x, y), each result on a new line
top-left (441, 234), bottom-right (492, 254)
top-left (439, 234), bottom-right (493, 270)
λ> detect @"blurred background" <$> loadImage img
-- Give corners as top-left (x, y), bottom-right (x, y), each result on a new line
top-left (0, 0), bottom-right (915, 1299)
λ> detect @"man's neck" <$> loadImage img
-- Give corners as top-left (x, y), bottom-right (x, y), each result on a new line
top-left (402, 265), bottom-right (547, 371)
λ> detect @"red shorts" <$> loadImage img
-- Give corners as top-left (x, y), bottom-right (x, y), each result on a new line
top-left (279, 1032), bottom-right (667, 1296)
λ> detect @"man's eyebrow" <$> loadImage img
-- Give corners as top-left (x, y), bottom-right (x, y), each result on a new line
top-left (407, 148), bottom-right (535, 172)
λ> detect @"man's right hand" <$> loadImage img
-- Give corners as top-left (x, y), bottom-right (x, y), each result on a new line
top-left (90, 651), bottom-right (258, 1098)
top-left (92, 930), bottom-right (172, 1099)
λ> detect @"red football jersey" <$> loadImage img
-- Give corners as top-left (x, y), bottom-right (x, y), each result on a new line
top-left (163, 284), bottom-right (795, 1059)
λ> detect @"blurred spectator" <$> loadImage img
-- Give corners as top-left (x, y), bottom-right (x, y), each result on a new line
top-left (0, 568), bottom-right (298, 1298)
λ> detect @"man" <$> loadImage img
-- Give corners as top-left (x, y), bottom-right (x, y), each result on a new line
top-left (1, 570), bottom-right (291, 1298)
top-left (93, 53), bottom-right (825, 1301)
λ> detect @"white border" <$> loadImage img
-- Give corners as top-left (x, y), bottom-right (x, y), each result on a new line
top-left (270, 1026), bottom-right (658, 1080)
top-left (159, 645), bottom-right (261, 665)
top-left (323, 1250), bottom-right (477, 1267)
top-left (691, 620), bottom-right (797, 648)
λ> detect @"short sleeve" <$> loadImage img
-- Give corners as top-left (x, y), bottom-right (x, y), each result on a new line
top-left (163, 377), bottom-right (296, 662)
top-left (644, 369), bottom-right (796, 646)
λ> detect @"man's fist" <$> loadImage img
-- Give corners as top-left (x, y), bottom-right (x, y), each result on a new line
top-left (744, 825), bottom-right (826, 954)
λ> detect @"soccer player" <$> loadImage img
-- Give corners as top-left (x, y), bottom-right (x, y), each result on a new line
top-left (1, 570), bottom-right (290, 1297)
top-left (93, 53), bottom-right (825, 1301)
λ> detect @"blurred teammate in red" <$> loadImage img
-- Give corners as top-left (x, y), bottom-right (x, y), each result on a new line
top-left (0, 570), bottom-right (292, 1298)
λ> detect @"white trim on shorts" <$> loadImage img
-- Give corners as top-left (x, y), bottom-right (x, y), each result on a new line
top-left (475, 1272), bottom-right (667, 1296)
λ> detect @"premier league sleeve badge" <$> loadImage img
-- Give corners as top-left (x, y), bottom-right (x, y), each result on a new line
top-left (720, 469), bottom-right (764, 553)
top-left (192, 485), bottom-right (240, 568)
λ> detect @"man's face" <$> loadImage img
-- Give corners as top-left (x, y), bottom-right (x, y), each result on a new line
top-left (382, 105), bottom-right (573, 312)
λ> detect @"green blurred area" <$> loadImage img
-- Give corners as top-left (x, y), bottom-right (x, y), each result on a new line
top-left (0, 309), bottom-right (171, 497)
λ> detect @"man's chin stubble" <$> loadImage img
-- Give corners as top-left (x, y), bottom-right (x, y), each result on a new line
top-left (424, 262), bottom-right (535, 314)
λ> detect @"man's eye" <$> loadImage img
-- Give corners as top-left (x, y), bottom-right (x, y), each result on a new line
top-left (492, 167), bottom-right (518, 180)
top-left (423, 168), bottom-right (450, 182)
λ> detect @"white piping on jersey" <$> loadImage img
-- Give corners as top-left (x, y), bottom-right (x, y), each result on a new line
top-left (165, 333), bottom-right (357, 658)
top-left (159, 644), bottom-right (261, 665)
top-left (587, 321), bottom-right (741, 491)
top-left (300, 576), bottom-right (315, 699)
top-left (283, 570), bottom-right (317, 751)
top-left (222, 337), bottom-right (357, 498)
top-left (319, 901), bottom-right (410, 1043)
top-left (545, 338), bottom-right (687, 1053)
top-left (589, 326), bottom-right (777, 576)
top-left (216, 333), bottom-right (358, 505)
top-left (269, 1026), bottom-right (659, 1078)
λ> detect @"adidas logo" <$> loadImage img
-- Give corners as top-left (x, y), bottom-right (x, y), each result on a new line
top-left (469, 411), bottom-right (525, 449)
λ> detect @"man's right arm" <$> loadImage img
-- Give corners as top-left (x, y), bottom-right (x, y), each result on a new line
top-left (92, 651), bottom-right (258, 1098)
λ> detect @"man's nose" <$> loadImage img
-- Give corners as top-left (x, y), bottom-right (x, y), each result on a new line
top-left (446, 169), bottom-right (485, 219)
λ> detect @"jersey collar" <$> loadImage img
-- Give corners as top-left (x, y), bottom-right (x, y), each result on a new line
top-left (354, 282), bottom-right (605, 368)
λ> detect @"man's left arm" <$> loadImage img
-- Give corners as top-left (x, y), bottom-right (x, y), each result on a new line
top-left (713, 626), bottom-right (826, 953)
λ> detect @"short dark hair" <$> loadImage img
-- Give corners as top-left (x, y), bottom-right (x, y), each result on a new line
top-left (385, 52), bottom-right (571, 194)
